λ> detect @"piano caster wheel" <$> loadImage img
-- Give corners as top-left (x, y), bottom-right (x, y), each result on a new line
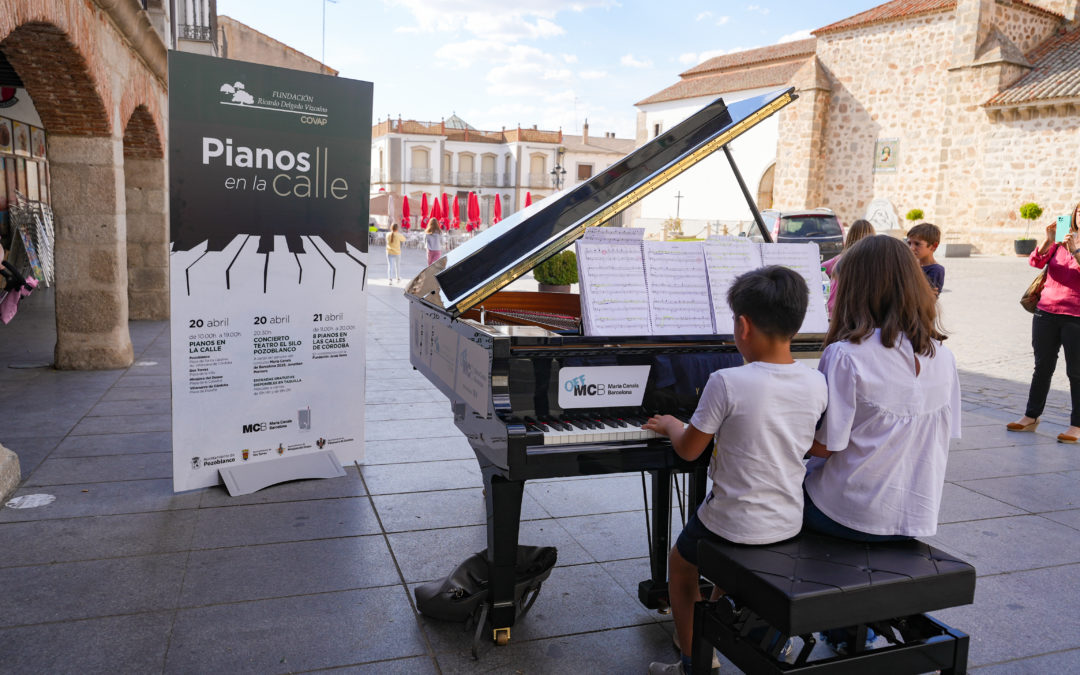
top-left (493, 628), bottom-right (510, 646)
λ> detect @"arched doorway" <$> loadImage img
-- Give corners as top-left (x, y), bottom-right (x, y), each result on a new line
top-left (757, 162), bottom-right (775, 210)
top-left (123, 104), bottom-right (167, 320)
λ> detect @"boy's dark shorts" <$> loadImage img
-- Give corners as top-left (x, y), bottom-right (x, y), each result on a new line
top-left (675, 509), bottom-right (738, 567)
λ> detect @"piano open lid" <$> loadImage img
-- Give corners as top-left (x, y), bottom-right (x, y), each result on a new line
top-left (406, 87), bottom-right (797, 318)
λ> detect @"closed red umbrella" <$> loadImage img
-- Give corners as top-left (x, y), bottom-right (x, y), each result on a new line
top-left (493, 194), bottom-right (502, 225)
top-left (401, 195), bottom-right (411, 230)
top-left (525, 191), bottom-right (532, 207)
top-left (451, 194), bottom-right (460, 229)
top-left (420, 193), bottom-right (429, 225)
top-left (469, 192), bottom-right (480, 230)
top-left (441, 193), bottom-right (451, 229)
top-left (430, 198), bottom-right (441, 225)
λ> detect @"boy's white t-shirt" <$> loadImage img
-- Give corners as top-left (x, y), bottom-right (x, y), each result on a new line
top-left (805, 331), bottom-right (961, 537)
top-left (689, 361), bottom-right (827, 545)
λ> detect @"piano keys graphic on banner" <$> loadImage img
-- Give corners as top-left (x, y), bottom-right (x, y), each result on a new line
top-left (168, 51), bottom-right (373, 492)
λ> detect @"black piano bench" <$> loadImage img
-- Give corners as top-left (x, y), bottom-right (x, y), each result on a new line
top-left (690, 532), bottom-right (976, 675)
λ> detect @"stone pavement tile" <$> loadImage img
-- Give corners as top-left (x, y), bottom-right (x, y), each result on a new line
top-left (927, 515), bottom-right (1080, 576)
top-left (165, 586), bottom-right (427, 674)
top-left (51, 431), bottom-right (172, 457)
top-left (431, 622), bottom-right (676, 674)
top-left (959, 473), bottom-right (1079, 512)
top-left (0, 510), bottom-right (197, 567)
top-left (949, 423), bottom-right (1055, 451)
top-left (0, 435), bottom-right (62, 479)
top-left (0, 404), bottom-right (93, 439)
top-left (374, 488), bottom-right (549, 533)
top-left (366, 403), bottom-right (451, 422)
top-left (960, 406), bottom-right (1017, 423)
top-left (99, 386), bottom-right (171, 401)
top-left (933, 564), bottom-right (1080, 667)
top-left (388, 519), bottom-right (592, 584)
top-left (180, 535), bottom-right (400, 606)
top-left (1061, 469), bottom-right (1080, 482)
top-left (973, 648), bottom-right (1080, 674)
top-left (191, 497), bottom-right (381, 549)
top-left (69, 414), bottom-right (172, 436)
top-left (362, 436), bottom-right (474, 465)
top-left (945, 443), bottom-right (1075, 481)
top-left (1039, 508), bottom-right (1080, 531)
top-left (601, 555), bottom-right (665, 603)
top-left (558, 509), bottom-right (688, 563)
top-left (366, 388), bottom-right (447, 405)
top-left (367, 359), bottom-right (415, 373)
top-left (0, 479), bottom-right (201, 522)
top-left (366, 418), bottom-right (459, 441)
top-left (0, 553), bottom-right (186, 626)
top-left (311, 656), bottom-right (438, 674)
top-left (421, 562), bottom-right (657, 651)
top-left (526, 474), bottom-right (655, 518)
top-left (937, 483), bottom-right (1026, 523)
top-left (198, 466), bottom-right (366, 508)
top-left (0, 611), bottom-right (173, 674)
top-left (25, 452), bottom-right (171, 486)
top-left (113, 374), bottom-right (171, 388)
top-left (87, 397), bottom-right (171, 417)
top-left (360, 459), bottom-right (481, 495)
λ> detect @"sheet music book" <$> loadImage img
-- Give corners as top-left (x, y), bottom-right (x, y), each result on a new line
top-left (576, 236), bottom-right (828, 336)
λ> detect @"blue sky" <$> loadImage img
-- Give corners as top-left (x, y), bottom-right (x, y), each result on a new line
top-left (216, 1), bottom-right (882, 138)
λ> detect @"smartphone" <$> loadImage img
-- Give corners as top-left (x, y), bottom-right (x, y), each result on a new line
top-left (1057, 215), bottom-right (1071, 242)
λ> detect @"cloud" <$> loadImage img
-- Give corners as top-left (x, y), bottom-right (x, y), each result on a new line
top-left (777, 29), bottom-right (812, 43)
top-left (746, 4), bottom-right (769, 14)
top-left (678, 53), bottom-right (698, 65)
top-left (695, 11), bottom-right (712, 21)
top-left (579, 69), bottom-right (607, 79)
top-left (716, 15), bottom-right (730, 25)
top-left (562, 54), bottom-right (578, 63)
top-left (388, 0), bottom-right (613, 41)
top-left (620, 53), bottom-right (653, 68)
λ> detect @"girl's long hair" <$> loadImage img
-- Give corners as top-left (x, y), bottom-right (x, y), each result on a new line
top-left (844, 219), bottom-right (875, 249)
top-left (426, 218), bottom-right (440, 234)
top-left (826, 235), bottom-right (945, 356)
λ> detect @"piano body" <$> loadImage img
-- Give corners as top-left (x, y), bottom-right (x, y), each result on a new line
top-left (405, 88), bottom-right (816, 645)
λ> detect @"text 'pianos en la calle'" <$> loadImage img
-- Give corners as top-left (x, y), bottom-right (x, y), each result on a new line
top-left (405, 88), bottom-right (819, 647)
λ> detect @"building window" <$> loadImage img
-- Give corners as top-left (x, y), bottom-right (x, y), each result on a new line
top-left (654, 123), bottom-right (662, 138)
top-left (577, 163), bottom-right (593, 181)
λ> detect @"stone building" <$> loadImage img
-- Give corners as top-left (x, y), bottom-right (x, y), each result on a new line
top-left (637, 0), bottom-right (1080, 253)
top-left (218, 16), bottom-right (337, 76)
top-left (370, 116), bottom-right (633, 227)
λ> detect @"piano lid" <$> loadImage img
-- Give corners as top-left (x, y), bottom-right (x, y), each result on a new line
top-left (406, 87), bottom-right (797, 317)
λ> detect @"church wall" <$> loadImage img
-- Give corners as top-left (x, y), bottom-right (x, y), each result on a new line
top-left (993, 1), bottom-right (1061, 53)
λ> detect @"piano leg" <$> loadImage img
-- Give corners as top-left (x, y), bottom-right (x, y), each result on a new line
top-left (482, 467), bottom-right (524, 641)
top-left (638, 465), bottom-right (709, 611)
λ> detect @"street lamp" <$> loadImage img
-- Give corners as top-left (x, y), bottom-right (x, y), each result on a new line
top-left (550, 148), bottom-right (567, 191)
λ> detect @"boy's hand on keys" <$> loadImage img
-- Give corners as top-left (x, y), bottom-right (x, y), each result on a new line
top-left (643, 414), bottom-right (680, 437)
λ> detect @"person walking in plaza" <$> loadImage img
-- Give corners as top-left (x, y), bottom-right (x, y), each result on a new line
top-left (385, 222), bottom-right (405, 284)
top-left (906, 223), bottom-right (945, 296)
top-left (644, 267), bottom-right (828, 675)
top-left (804, 234), bottom-right (960, 653)
top-left (823, 218), bottom-right (875, 315)
top-left (424, 218), bottom-right (444, 266)
top-left (1009, 205), bottom-right (1080, 442)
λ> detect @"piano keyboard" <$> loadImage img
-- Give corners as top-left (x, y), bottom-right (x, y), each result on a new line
top-left (522, 411), bottom-right (684, 446)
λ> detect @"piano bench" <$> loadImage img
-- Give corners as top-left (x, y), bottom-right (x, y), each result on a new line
top-left (690, 531), bottom-right (976, 675)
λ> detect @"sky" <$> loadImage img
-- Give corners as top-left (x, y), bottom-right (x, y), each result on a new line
top-left (215, 1), bottom-right (883, 139)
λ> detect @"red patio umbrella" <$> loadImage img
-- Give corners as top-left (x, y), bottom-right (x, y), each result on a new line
top-left (401, 195), bottom-right (411, 230)
top-left (430, 198), bottom-right (441, 225)
top-left (420, 193), bottom-right (429, 225)
top-left (441, 193), bottom-right (451, 229)
top-left (451, 194), bottom-right (460, 229)
top-left (468, 192), bottom-right (479, 230)
top-left (525, 191), bottom-right (532, 207)
top-left (492, 194), bottom-right (502, 225)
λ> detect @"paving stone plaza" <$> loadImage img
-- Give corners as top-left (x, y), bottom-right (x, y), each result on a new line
top-left (0, 247), bottom-right (1078, 673)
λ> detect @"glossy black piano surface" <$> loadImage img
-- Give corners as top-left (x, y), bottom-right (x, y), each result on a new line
top-left (404, 88), bottom-right (811, 644)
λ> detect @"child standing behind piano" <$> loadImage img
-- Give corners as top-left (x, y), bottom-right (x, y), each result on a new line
top-left (644, 266), bottom-right (828, 675)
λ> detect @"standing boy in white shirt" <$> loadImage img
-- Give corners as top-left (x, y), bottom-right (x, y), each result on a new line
top-left (644, 266), bottom-right (828, 675)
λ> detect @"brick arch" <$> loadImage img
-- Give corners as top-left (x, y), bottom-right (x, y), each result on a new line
top-left (0, 22), bottom-right (110, 136)
top-left (123, 105), bottom-right (163, 159)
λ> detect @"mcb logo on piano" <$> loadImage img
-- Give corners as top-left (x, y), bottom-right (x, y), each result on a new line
top-left (564, 375), bottom-right (604, 397)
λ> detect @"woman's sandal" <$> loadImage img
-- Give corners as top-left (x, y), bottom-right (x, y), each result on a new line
top-left (1006, 419), bottom-right (1039, 432)
top-left (1057, 433), bottom-right (1079, 444)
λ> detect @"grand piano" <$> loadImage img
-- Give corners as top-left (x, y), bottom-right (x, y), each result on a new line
top-left (405, 88), bottom-right (816, 646)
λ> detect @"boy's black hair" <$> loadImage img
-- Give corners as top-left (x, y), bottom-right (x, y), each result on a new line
top-left (726, 265), bottom-right (808, 339)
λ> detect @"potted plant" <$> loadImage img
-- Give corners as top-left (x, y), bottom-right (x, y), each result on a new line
top-left (905, 208), bottom-right (923, 225)
top-left (1015, 202), bottom-right (1043, 255)
top-left (534, 250), bottom-right (578, 292)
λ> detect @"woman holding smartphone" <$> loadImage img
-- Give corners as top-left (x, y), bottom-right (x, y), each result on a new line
top-left (1010, 202), bottom-right (1080, 442)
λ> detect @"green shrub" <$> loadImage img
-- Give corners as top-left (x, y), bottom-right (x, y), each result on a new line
top-left (534, 250), bottom-right (578, 285)
top-left (1019, 202), bottom-right (1043, 239)
top-left (905, 209), bottom-right (924, 221)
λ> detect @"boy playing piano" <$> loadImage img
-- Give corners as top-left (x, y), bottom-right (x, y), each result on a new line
top-left (644, 266), bottom-right (828, 675)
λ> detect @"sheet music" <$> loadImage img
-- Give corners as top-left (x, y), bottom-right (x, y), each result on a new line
top-left (759, 242), bottom-right (829, 334)
top-left (582, 226), bottom-right (646, 243)
top-left (642, 242), bottom-right (714, 335)
top-left (703, 237), bottom-right (761, 334)
top-left (576, 241), bottom-right (651, 336)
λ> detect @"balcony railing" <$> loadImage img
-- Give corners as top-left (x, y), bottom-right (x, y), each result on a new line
top-left (526, 173), bottom-right (549, 188)
top-left (481, 172), bottom-right (500, 187)
top-left (408, 168), bottom-right (433, 183)
top-left (453, 172), bottom-right (479, 187)
top-left (179, 24), bottom-right (213, 41)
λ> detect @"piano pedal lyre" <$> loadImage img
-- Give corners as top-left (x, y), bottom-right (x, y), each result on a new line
top-left (493, 627), bottom-right (511, 646)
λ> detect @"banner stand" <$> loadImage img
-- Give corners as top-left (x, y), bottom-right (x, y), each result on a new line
top-left (220, 450), bottom-right (346, 496)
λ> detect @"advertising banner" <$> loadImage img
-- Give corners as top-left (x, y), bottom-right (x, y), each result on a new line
top-left (168, 51), bottom-right (372, 491)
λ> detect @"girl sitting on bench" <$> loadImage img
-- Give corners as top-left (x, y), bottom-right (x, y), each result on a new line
top-left (805, 234), bottom-right (961, 543)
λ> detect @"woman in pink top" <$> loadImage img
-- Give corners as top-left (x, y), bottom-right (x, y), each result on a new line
top-left (823, 219), bottom-right (875, 316)
top-left (1009, 203), bottom-right (1080, 442)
